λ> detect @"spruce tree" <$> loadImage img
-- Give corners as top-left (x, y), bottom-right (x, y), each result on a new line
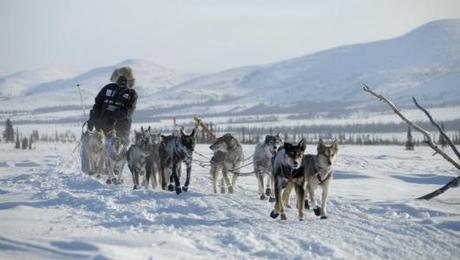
top-left (3, 118), bottom-right (14, 142)
top-left (15, 128), bottom-right (20, 149)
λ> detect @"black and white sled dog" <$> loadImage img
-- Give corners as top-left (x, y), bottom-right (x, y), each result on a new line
top-left (270, 139), bottom-right (307, 221)
top-left (88, 129), bottom-right (105, 176)
top-left (127, 127), bottom-right (151, 189)
top-left (209, 133), bottom-right (244, 194)
top-left (106, 135), bottom-right (128, 185)
top-left (145, 132), bottom-right (162, 189)
top-left (305, 139), bottom-right (338, 219)
top-left (159, 128), bottom-right (196, 195)
top-left (253, 134), bottom-right (283, 201)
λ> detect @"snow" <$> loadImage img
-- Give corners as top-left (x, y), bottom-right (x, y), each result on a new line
top-left (0, 142), bottom-right (459, 259)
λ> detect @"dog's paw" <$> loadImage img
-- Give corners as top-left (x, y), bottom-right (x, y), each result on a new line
top-left (228, 186), bottom-right (234, 194)
top-left (286, 204), bottom-right (292, 209)
top-left (182, 186), bottom-right (188, 192)
top-left (270, 210), bottom-right (279, 219)
top-left (265, 188), bottom-right (272, 196)
top-left (260, 194), bottom-right (266, 200)
top-left (106, 179), bottom-right (112, 185)
top-left (280, 213), bottom-right (287, 220)
top-left (268, 197), bottom-right (276, 203)
top-left (320, 215), bottom-right (328, 220)
top-left (167, 184), bottom-right (174, 192)
top-left (220, 187), bottom-right (225, 194)
top-left (299, 216), bottom-right (305, 221)
top-left (313, 207), bottom-right (321, 216)
top-left (133, 185), bottom-right (138, 190)
top-left (304, 200), bottom-right (310, 210)
top-left (175, 186), bottom-right (182, 195)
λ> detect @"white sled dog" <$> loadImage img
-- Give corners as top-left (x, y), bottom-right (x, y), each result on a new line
top-left (305, 139), bottom-right (338, 219)
top-left (253, 134), bottom-right (283, 201)
top-left (88, 129), bottom-right (105, 176)
top-left (106, 136), bottom-right (128, 185)
top-left (209, 133), bottom-right (244, 194)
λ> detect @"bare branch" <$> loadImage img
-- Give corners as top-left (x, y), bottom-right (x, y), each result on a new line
top-left (417, 176), bottom-right (460, 200)
top-left (412, 97), bottom-right (460, 160)
top-left (363, 83), bottom-right (460, 200)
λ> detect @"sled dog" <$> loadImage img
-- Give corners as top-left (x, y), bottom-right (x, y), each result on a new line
top-left (253, 134), bottom-right (283, 200)
top-left (209, 133), bottom-right (244, 194)
top-left (159, 128), bottom-right (196, 195)
top-left (270, 139), bottom-right (307, 221)
top-left (106, 136), bottom-right (127, 185)
top-left (305, 139), bottom-right (338, 219)
top-left (88, 129), bottom-right (105, 176)
top-left (127, 127), bottom-right (151, 189)
top-left (145, 132), bottom-right (162, 189)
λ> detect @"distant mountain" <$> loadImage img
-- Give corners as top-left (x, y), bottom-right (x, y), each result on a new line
top-left (149, 19), bottom-right (460, 116)
top-left (1, 19), bottom-right (459, 123)
top-left (0, 67), bottom-right (74, 97)
top-left (0, 59), bottom-right (198, 112)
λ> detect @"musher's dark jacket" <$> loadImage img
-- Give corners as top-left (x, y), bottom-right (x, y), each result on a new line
top-left (89, 83), bottom-right (137, 140)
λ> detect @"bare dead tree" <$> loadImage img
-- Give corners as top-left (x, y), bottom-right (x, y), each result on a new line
top-left (362, 83), bottom-right (460, 200)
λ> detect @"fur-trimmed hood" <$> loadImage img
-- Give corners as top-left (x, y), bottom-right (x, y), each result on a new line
top-left (110, 66), bottom-right (135, 88)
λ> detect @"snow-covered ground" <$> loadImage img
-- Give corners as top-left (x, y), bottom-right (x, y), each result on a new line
top-left (0, 142), bottom-right (459, 259)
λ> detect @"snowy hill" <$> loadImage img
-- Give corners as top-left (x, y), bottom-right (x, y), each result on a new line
top-left (151, 19), bottom-right (460, 115)
top-left (0, 59), bottom-right (198, 117)
top-left (1, 19), bottom-right (459, 123)
top-left (0, 67), bottom-right (74, 98)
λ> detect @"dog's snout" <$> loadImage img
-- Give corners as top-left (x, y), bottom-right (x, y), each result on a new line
top-left (293, 162), bottom-right (299, 168)
top-left (327, 160), bottom-right (332, 165)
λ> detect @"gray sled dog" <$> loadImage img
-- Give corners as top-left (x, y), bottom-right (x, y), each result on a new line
top-left (159, 128), bottom-right (196, 195)
top-left (105, 136), bottom-right (128, 185)
top-left (209, 133), bottom-right (244, 194)
top-left (88, 129), bottom-right (105, 176)
top-left (305, 139), bottom-right (338, 219)
top-left (270, 139), bottom-right (307, 221)
top-left (145, 132), bottom-right (163, 189)
top-left (253, 134), bottom-right (283, 200)
top-left (127, 127), bottom-right (151, 189)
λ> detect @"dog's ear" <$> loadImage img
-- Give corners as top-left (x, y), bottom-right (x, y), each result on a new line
top-left (190, 128), bottom-right (196, 137)
top-left (298, 138), bottom-right (306, 152)
top-left (317, 138), bottom-right (326, 153)
top-left (264, 135), bottom-right (270, 144)
top-left (332, 139), bottom-right (338, 152)
top-left (147, 126), bottom-right (151, 132)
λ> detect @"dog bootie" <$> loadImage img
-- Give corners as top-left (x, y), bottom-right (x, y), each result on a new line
top-left (228, 186), bottom-right (234, 194)
top-left (320, 216), bottom-right (328, 220)
top-left (168, 184), bottom-right (175, 192)
top-left (270, 210), bottom-right (279, 219)
top-left (106, 179), bottom-right (112, 185)
top-left (314, 206), bottom-right (321, 216)
top-left (182, 186), bottom-right (188, 192)
top-left (268, 197), bottom-right (276, 203)
top-left (260, 194), bottom-right (266, 200)
top-left (175, 186), bottom-right (182, 195)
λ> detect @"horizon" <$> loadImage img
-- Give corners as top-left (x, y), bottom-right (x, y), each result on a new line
top-left (1, 0), bottom-right (460, 77)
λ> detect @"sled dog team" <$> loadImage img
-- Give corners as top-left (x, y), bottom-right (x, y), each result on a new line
top-left (86, 127), bottom-right (338, 220)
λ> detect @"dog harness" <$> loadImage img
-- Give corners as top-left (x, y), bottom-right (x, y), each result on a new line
top-left (313, 155), bottom-right (332, 184)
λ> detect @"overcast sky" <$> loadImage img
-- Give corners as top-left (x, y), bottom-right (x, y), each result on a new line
top-left (1, 0), bottom-right (459, 76)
